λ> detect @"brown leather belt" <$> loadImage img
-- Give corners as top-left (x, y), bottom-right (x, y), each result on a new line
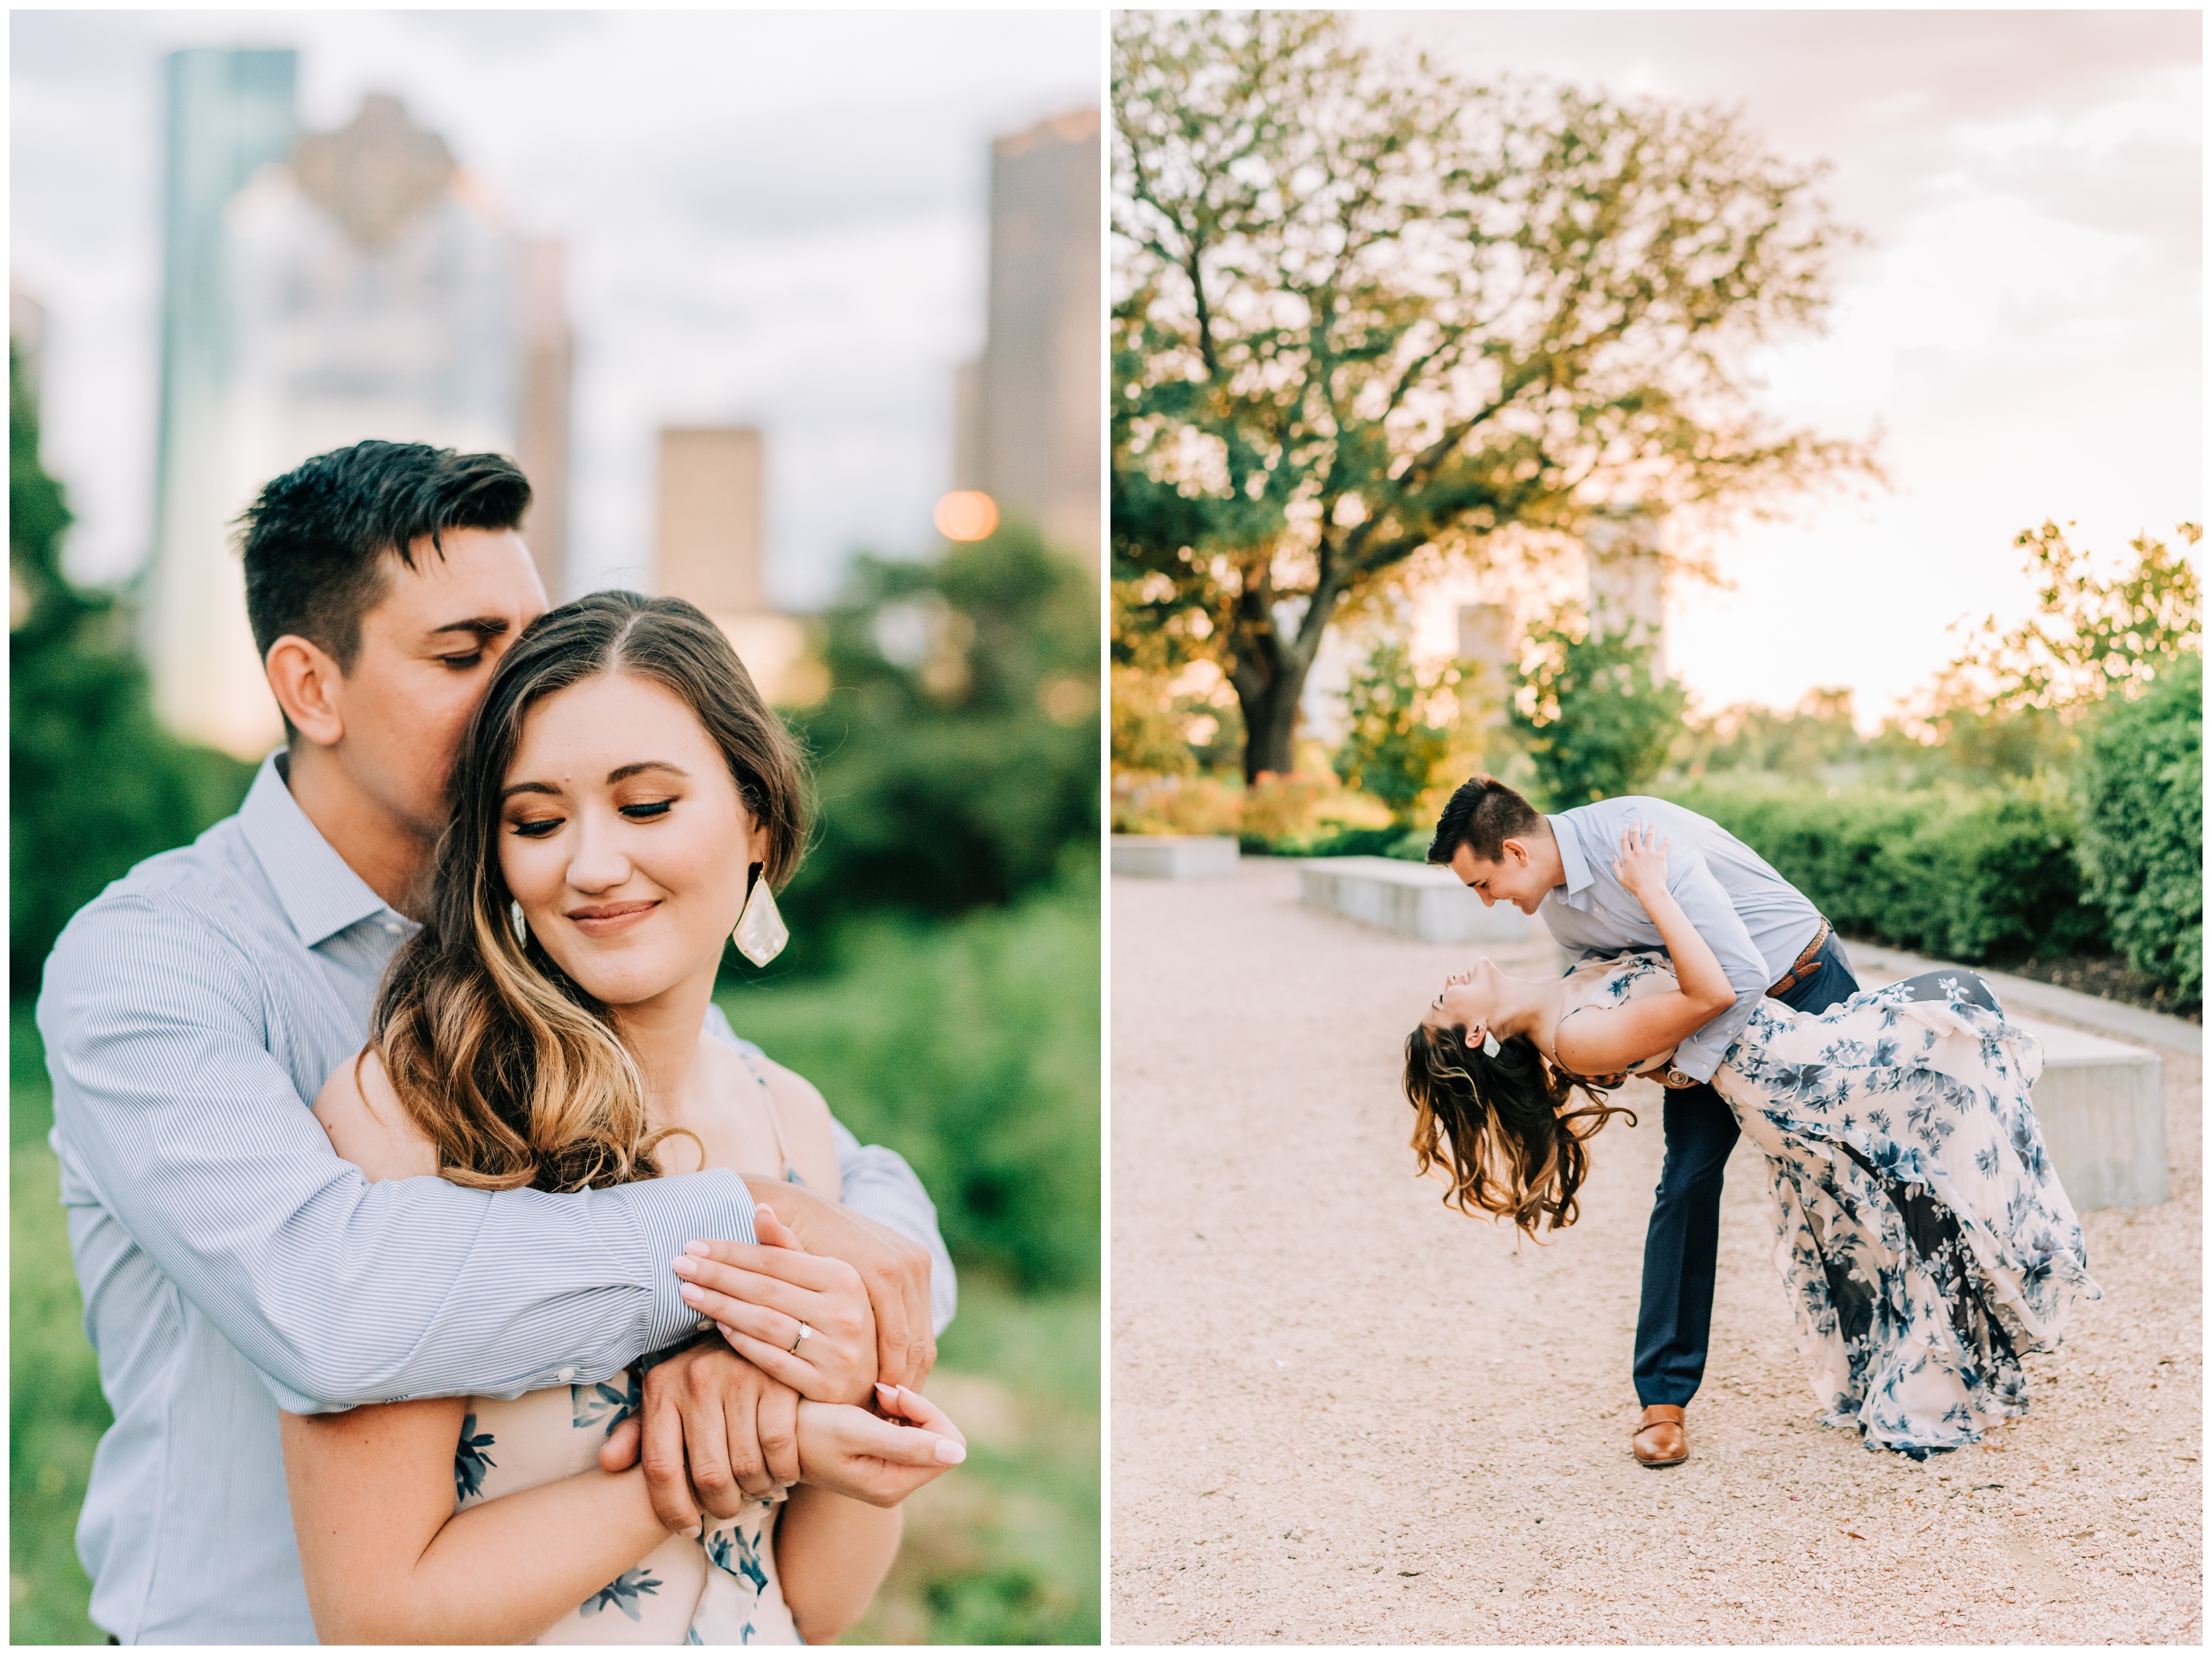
top-left (1766, 919), bottom-right (1833, 999)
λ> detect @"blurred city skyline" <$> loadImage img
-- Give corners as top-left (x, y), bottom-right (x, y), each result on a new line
top-left (11, 9), bottom-right (1101, 618)
top-left (1355, 10), bottom-right (2201, 726)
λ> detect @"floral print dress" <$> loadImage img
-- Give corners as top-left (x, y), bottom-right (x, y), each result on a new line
top-left (450, 1049), bottom-right (817, 1644)
top-left (453, 1371), bottom-right (799, 1644)
top-left (1559, 953), bottom-right (2100, 1456)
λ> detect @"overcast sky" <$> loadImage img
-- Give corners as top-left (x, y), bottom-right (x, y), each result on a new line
top-left (1353, 9), bottom-right (2201, 724)
top-left (11, 8), bottom-right (1100, 609)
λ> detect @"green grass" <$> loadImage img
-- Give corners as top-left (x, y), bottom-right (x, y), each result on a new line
top-left (12, 1000), bottom-right (106, 1643)
top-left (9, 881), bottom-right (1102, 1642)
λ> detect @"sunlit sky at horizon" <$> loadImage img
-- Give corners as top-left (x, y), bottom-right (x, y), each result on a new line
top-left (10, 9), bottom-right (1100, 612)
top-left (1355, 9), bottom-right (2201, 726)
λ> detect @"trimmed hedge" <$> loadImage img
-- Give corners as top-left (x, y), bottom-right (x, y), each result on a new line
top-left (2075, 655), bottom-right (2202, 1008)
top-left (1663, 782), bottom-right (2108, 965)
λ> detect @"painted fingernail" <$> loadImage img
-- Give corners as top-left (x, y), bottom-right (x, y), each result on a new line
top-left (755, 1206), bottom-right (775, 1225)
top-left (684, 1240), bottom-right (712, 1257)
top-left (875, 1381), bottom-right (898, 1402)
top-left (717, 1322), bottom-right (739, 1341)
top-left (680, 1283), bottom-right (703, 1304)
top-left (682, 1524), bottom-right (702, 1539)
top-left (935, 1439), bottom-right (966, 1464)
top-left (671, 1255), bottom-right (698, 1276)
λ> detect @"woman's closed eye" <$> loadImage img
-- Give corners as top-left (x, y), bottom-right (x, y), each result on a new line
top-left (619, 799), bottom-right (674, 821)
top-left (438, 650), bottom-right (485, 671)
top-left (509, 815), bottom-right (564, 839)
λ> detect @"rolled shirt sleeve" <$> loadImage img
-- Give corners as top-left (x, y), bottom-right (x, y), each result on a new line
top-left (1663, 848), bottom-right (1773, 1083)
top-left (42, 893), bottom-right (756, 1415)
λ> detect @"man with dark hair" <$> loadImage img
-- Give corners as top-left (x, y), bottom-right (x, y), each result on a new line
top-left (1428, 774), bottom-right (1861, 1470)
top-left (40, 441), bottom-right (957, 1642)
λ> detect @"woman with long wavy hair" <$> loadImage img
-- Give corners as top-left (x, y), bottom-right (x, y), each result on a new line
top-left (281, 591), bottom-right (964, 1644)
top-left (1405, 822), bottom-right (2096, 1458)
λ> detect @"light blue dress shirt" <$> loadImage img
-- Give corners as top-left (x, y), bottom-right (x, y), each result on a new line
top-left (1538, 796), bottom-right (1827, 1084)
top-left (39, 755), bottom-right (955, 1644)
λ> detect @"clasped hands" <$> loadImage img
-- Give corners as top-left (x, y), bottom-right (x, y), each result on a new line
top-left (600, 1185), bottom-right (964, 1527)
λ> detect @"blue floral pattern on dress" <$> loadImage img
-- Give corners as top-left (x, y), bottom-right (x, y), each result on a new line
top-left (453, 1413), bottom-right (497, 1504)
top-left (1574, 955), bottom-right (2101, 1455)
top-left (571, 1365), bottom-right (642, 1437)
top-left (583, 1567), bottom-right (664, 1621)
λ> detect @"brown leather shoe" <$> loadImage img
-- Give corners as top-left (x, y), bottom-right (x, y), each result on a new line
top-left (1632, 1404), bottom-right (1688, 1468)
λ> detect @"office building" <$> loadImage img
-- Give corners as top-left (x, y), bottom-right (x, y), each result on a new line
top-left (146, 56), bottom-right (570, 755)
top-left (954, 107), bottom-right (1100, 567)
top-left (652, 426), bottom-right (808, 704)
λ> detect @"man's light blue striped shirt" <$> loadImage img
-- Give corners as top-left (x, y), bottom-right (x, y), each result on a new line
top-left (39, 757), bottom-right (953, 1643)
top-left (1539, 795), bottom-right (1827, 1082)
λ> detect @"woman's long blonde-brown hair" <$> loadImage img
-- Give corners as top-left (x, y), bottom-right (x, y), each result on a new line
top-left (370, 591), bottom-right (808, 1193)
top-left (1402, 1026), bottom-right (1636, 1236)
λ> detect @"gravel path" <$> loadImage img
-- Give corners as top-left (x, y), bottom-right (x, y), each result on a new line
top-left (1109, 860), bottom-right (2201, 1644)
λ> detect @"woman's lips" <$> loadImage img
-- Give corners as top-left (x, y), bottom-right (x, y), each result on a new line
top-left (566, 900), bottom-right (659, 938)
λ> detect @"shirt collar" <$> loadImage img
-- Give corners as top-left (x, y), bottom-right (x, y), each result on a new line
top-left (237, 753), bottom-right (406, 948)
top-left (1548, 812), bottom-right (1596, 901)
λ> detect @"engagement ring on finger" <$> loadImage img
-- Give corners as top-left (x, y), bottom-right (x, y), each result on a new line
top-left (789, 1322), bottom-right (815, 1356)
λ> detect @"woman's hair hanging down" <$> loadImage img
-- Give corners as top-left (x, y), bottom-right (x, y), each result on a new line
top-left (1402, 1026), bottom-right (1637, 1237)
top-left (370, 590), bottom-right (810, 1195)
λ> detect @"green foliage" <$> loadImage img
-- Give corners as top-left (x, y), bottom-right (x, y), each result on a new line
top-left (1110, 10), bottom-right (1873, 777)
top-left (1514, 613), bottom-right (1688, 809)
top-left (848, 1283), bottom-right (1100, 1645)
top-left (2075, 654), bottom-right (2202, 1006)
top-left (1332, 639), bottom-right (1469, 828)
top-left (1934, 520), bottom-right (2203, 718)
top-left (9, 345), bottom-right (257, 989)
top-left (766, 522), bottom-right (1098, 979)
top-left (717, 873), bottom-right (1099, 1293)
top-left (1666, 779), bottom-right (2108, 964)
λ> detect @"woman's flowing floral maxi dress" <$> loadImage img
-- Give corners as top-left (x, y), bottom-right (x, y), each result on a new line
top-left (1569, 955), bottom-right (2100, 1455)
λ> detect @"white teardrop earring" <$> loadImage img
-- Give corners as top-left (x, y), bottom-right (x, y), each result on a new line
top-left (511, 900), bottom-right (528, 947)
top-left (1482, 1030), bottom-right (1502, 1058)
top-left (732, 864), bottom-right (788, 966)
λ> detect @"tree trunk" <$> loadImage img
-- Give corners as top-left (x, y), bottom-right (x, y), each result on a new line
top-left (1231, 638), bottom-right (1323, 781)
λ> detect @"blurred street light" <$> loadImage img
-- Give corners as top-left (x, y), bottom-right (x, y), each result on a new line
top-left (934, 490), bottom-right (999, 542)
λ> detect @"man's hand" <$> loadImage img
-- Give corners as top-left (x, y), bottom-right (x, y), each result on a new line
top-left (599, 1343), bottom-right (801, 1527)
top-left (734, 1175), bottom-right (937, 1389)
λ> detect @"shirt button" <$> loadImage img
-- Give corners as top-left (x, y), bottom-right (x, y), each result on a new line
top-left (556, 1367), bottom-right (576, 1383)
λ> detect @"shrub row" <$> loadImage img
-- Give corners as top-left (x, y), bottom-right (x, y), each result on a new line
top-left (1663, 781), bottom-right (2109, 966)
top-left (2075, 655), bottom-right (2202, 1008)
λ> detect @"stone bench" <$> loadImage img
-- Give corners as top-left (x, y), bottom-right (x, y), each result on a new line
top-left (1296, 855), bottom-right (1533, 944)
top-left (2018, 1017), bottom-right (2166, 1211)
top-left (1110, 834), bottom-right (1240, 881)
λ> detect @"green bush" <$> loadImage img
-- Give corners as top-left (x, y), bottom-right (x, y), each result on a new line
top-left (2075, 655), bottom-right (2202, 1006)
top-left (10, 346), bottom-right (257, 989)
top-left (770, 522), bottom-right (1100, 979)
top-left (1514, 613), bottom-right (1688, 809)
top-left (716, 870), bottom-right (1100, 1293)
top-left (1665, 780), bottom-right (2108, 964)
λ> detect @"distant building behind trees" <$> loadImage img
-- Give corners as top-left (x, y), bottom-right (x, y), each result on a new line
top-left (955, 107), bottom-right (1100, 569)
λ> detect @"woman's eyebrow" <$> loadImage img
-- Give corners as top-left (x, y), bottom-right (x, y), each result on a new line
top-left (499, 780), bottom-right (560, 802)
top-left (607, 761), bottom-right (688, 784)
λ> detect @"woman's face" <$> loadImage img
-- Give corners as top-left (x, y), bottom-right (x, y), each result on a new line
top-left (498, 671), bottom-right (753, 1009)
top-left (1421, 960), bottom-right (1500, 1047)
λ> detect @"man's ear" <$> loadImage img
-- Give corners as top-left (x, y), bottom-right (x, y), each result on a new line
top-left (265, 635), bottom-right (347, 748)
top-left (1500, 837), bottom-right (1530, 869)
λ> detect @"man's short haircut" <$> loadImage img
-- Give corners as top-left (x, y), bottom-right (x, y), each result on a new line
top-left (236, 441), bottom-right (532, 670)
top-left (1427, 774), bottom-right (1547, 865)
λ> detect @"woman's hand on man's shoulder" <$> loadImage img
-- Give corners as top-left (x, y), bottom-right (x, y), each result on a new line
top-left (311, 1049), bottom-right (439, 1183)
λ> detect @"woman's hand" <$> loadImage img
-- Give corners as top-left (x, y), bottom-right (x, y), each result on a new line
top-left (1611, 822), bottom-right (1672, 907)
top-left (794, 1384), bottom-right (967, 1509)
top-left (670, 1206), bottom-right (877, 1405)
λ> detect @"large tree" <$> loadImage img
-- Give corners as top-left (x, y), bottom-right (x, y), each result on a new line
top-left (1112, 11), bottom-right (1876, 779)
